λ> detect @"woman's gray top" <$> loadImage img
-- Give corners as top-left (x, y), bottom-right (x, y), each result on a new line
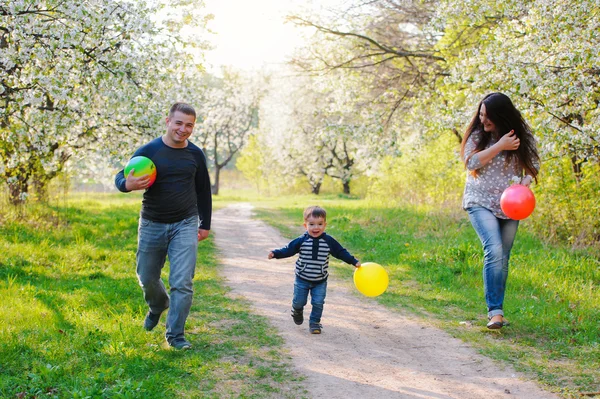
top-left (462, 130), bottom-right (538, 219)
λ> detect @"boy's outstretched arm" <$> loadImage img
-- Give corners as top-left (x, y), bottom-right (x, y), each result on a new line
top-left (326, 235), bottom-right (360, 267)
top-left (269, 236), bottom-right (304, 259)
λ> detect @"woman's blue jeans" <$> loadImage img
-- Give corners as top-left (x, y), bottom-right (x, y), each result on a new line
top-left (467, 207), bottom-right (519, 318)
top-left (136, 215), bottom-right (198, 341)
top-left (292, 276), bottom-right (327, 325)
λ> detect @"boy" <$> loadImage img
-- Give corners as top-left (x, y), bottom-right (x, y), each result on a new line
top-left (268, 206), bottom-right (361, 334)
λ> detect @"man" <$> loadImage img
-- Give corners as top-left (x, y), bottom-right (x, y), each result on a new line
top-left (115, 102), bottom-right (212, 350)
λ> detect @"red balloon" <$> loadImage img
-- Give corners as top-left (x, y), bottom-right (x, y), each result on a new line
top-left (500, 184), bottom-right (536, 220)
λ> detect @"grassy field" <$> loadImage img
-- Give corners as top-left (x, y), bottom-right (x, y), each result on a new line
top-left (246, 193), bottom-right (600, 398)
top-left (1, 191), bottom-right (598, 398)
top-left (0, 193), bottom-right (305, 399)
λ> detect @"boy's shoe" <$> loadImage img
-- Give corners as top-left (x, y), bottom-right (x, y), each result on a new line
top-left (309, 323), bottom-right (322, 334)
top-left (291, 308), bottom-right (304, 325)
top-left (143, 311), bottom-right (162, 331)
top-left (167, 338), bottom-right (192, 350)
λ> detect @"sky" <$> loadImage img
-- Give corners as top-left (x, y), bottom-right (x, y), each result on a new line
top-left (201, 0), bottom-right (338, 72)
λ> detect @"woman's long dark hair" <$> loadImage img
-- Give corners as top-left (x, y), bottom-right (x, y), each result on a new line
top-left (460, 92), bottom-right (539, 181)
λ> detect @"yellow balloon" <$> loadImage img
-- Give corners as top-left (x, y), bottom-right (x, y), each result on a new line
top-left (353, 262), bottom-right (389, 297)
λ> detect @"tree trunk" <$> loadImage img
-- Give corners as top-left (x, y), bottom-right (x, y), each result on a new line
top-left (7, 178), bottom-right (29, 206)
top-left (212, 166), bottom-right (222, 195)
top-left (571, 155), bottom-right (583, 183)
top-left (452, 128), bottom-right (463, 143)
top-left (32, 177), bottom-right (49, 203)
top-left (311, 181), bottom-right (321, 195)
top-left (343, 180), bottom-right (350, 195)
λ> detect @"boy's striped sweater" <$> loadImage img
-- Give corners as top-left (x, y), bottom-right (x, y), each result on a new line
top-left (271, 232), bottom-right (358, 281)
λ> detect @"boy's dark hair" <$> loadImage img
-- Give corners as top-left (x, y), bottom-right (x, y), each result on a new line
top-left (304, 206), bottom-right (326, 221)
top-left (169, 102), bottom-right (196, 120)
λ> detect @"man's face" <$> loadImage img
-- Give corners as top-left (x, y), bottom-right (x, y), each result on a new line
top-left (304, 215), bottom-right (326, 238)
top-left (165, 111), bottom-right (196, 147)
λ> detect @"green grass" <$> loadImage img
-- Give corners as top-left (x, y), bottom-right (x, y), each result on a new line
top-left (246, 193), bottom-right (600, 398)
top-left (0, 193), bottom-right (305, 399)
top-left (2, 190), bottom-right (598, 398)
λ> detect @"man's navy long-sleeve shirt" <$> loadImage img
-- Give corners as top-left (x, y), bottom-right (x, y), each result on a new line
top-left (114, 137), bottom-right (212, 229)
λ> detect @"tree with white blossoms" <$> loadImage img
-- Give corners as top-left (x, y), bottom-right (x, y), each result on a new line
top-left (0, 0), bottom-right (209, 205)
top-left (258, 72), bottom-right (327, 194)
top-left (289, 0), bottom-right (600, 162)
top-left (288, 0), bottom-right (444, 132)
top-left (432, 0), bottom-right (600, 174)
top-left (259, 66), bottom-right (377, 195)
top-left (284, 0), bottom-right (600, 244)
top-left (310, 71), bottom-right (377, 195)
top-left (1, 0), bottom-right (151, 204)
top-left (194, 69), bottom-right (262, 195)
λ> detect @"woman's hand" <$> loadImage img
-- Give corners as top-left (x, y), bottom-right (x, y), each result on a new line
top-left (498, 130), bottom-right (520, 151)
top-left (472, 130), bottom-right (521, 167)
top-left (520, 175), bottom-right (533, 187)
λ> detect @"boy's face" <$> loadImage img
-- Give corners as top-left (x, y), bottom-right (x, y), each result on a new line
top-left (304, 215), bottom-right (326, 238)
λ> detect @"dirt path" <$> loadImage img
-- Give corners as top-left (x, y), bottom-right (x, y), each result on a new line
top-left (212, 203), bottom-right (559, 399)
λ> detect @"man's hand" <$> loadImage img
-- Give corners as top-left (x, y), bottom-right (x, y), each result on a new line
top-left (268, 252), bottom-right (274, 259)
top-left (125, 169), bottom-right (152, 191)
top-left (355, 261), bottom-right (361, 268)
top-left (198, 229), bottom-right (210, 242)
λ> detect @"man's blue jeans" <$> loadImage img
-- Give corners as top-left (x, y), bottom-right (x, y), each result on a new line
top-left (136, 215), bottom-right (198, 341)
top-left (292, 276), bottom-right (327, 325)
top-left (467, 207), bottom-right (519, 318)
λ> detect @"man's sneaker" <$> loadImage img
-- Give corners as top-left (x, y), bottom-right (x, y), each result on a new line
top-left (309, 323), bottom-right (322, 334)
top-left (167, 338), bottom-right (192, 350)
top-left (291, 308), bottom-right (304, 325)
top-left (143, 311), bottom-right (161, 331)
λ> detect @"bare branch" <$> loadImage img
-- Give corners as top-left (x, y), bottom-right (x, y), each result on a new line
top-left (288, 16), bottom-right (445, 62)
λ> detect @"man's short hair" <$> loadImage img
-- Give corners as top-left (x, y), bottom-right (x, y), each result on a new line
top-left (304, 206), bottom-right (327, 221)
top-left (169, 102), bottom-right (196, 120)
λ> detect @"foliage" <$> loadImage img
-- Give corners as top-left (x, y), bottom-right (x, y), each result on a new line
top-left (195, 69), bottom-right (263, 195)
top-left (258, 67), bottom-right (382, 195)
top-left (280, 0), bottom-right (600, 247)
top-left (366, 133), bottom-right (464, 207)
top-left (288, 0), bottom-right (443, 128)
top-left (235, 134), bottom-right (267, 193)
top-left (533, 159), bottom-right (600, 247)
top-left (434, 0), bottom-right (600, 159)
top-left (260, 72), bottom-right (327, 194)
top-left (1, 0), bottom-right (148, 203)
top-left (2, 0), bottom-right (600, 249)
top-left (0, 0), bottom-right (210, 204)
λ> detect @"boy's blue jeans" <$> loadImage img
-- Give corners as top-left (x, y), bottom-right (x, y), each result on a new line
top-left (467, 207), bottom-right (519, 318)
top-left (292, 276), bottom-right (327, 325)
top-left (136, 215), bottom-right (198, 342)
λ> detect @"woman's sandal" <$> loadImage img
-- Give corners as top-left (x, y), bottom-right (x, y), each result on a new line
top-left (486, 320), bottom-right (503, 329)
top-left (487, 316), bottom-right (509, 330)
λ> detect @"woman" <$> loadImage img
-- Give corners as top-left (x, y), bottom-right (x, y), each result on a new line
top-left (461, 92), bottom-right (540, 329)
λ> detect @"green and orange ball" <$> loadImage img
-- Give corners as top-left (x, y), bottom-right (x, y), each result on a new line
top-left (124, 156), bottom-right (157, 187)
